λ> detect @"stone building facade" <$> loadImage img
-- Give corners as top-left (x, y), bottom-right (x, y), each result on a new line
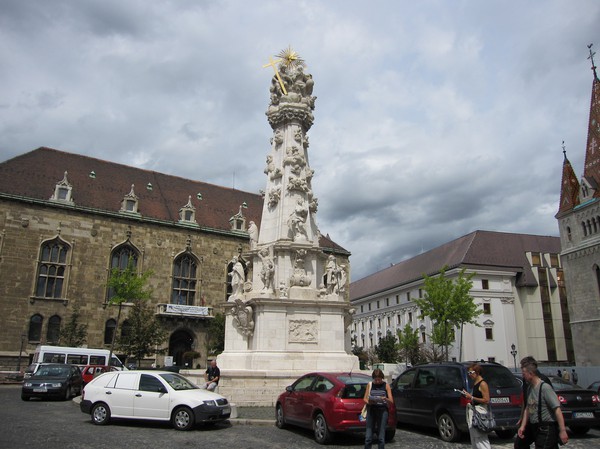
top-left (0, 147), bottom-right (348, 371)
top-left (555, 53), bottom-right (600, 365)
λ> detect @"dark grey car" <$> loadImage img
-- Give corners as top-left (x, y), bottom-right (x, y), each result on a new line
top-left (21, 363), bottom-right (83, 401)
top-left (391, 361), bottom-right (522, 442)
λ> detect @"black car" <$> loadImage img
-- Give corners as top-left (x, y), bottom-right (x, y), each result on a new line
top-left (21, 363), bottom-right (83, 401)
top-left (391, 361), bottom-right (522, 442)
top-left (546, 375), bottom-right (600, 435)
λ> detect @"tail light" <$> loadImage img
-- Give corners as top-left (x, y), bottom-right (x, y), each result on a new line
top-left (81, 389), bottom-right (85, 401)
top-left (557, 395), bottom-right (566, 405)
top-left (593, 395), bottom-right (599, 404)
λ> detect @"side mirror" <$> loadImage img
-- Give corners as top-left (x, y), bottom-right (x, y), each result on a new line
top-left (285, 385), bottom-right (293, 393)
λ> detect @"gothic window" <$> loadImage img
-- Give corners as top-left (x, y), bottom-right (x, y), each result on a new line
top-left (583, 221), bottom-right (588, 236)
top-left (35, 238), bottom-right (69, 299)
top-left (104, 319), bottom-right (116, 345)
top-left (172, 253), bottom-right (198, 305)
top-left (46, 315), bottom-right (61, 344)
top-left (595, 265), bottom-right (600, 300)
top-left (107, 244), bottom-right (139, 301)
top-left (594, 218), bottom-right (598, 234)
top-left (28, 314), bottom-right (43, 342)
top-left (121, 319), bottom-right (131, 339)
top-left (566, 226), bottom-right (572, 241)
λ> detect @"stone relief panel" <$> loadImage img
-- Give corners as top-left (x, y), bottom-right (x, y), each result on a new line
top-left (288, 319), bottom-right (318, 343)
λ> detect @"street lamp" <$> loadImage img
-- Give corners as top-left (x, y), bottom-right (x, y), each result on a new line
top-left (16, 334), bottom-right (26, 373)
top-left (510, 343), bottom-right (518, 372)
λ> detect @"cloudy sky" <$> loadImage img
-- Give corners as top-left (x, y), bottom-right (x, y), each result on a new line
top-left (1, 0), bottom-right (599, 281)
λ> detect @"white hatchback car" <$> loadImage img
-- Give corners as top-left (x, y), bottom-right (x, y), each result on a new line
top-left (80, 370), bottom-right (231, 430)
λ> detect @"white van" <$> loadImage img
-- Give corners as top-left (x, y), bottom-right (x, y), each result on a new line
top-left (25, 345), bottom-right (125, 378)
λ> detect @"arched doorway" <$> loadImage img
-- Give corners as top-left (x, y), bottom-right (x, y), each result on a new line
top-left (169, 329), bottom-right (195, 368)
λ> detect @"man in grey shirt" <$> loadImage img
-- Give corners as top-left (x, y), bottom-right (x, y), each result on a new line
top-left (517, 362), bottom-right (568, 448)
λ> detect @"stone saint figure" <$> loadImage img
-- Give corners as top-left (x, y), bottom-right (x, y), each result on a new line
top-left (287, 199), bottom-right (309, 241)
top-left (248, 221), bottom-right (258, 250)
top-left (229, 256), bottom-right (245, 297)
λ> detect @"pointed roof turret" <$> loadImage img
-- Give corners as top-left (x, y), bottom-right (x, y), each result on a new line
top-left (556, 143), bottom-right (580, 217)
top-left (582, 44), bottom-right (600, 191)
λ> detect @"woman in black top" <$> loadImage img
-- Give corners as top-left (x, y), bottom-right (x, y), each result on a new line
top-left (463, 363), bottom-right (491, 449)
top-left (363, 368), bottom-right (393, 449)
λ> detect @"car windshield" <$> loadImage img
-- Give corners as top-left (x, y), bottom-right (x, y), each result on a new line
top-left (551, 378), bottom-right (582, 391)
top-left (159, 373), bottom-right (198, 390)
top-left (34, 366), bottom-right (69, 377)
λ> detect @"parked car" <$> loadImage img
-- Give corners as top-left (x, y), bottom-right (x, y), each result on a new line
top-left (391, 361), bottom-right (522, 442)
top-left (587, 381), bottom-right (600, 395)
top-left (80, 365), bottom-right (117, 385)
top-left (275, 371), bottom-right (397, 444)
top-left (21, 363), bottom-right (83, 401)
top-left (545, 375), bottom-right (600, 435)
top-left (80, 370), bottom-right (230, 430)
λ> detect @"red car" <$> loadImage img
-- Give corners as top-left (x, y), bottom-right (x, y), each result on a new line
top-left (81, 365), bottom-right (117, 385)
top-left (275, 372), bottom-right (397, 444)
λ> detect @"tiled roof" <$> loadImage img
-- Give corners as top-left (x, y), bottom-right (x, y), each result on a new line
top-left (0, 147), bottom-right (348, 253)
top-left (350, 230), bottom-right (560, 301)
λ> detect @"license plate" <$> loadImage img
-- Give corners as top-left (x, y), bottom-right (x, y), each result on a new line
top-left (33, 388), bottom-right (47, 393)
top-left (573, 412), bottom-right (594, 419)
top-left (222, 406), bottom-right (231, 415)
top-left (490, 397), bottom-right (509, 404)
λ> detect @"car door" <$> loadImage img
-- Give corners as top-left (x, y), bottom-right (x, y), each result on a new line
top-left (105, 372), bottom-right (139, 417)
top-left (303, 376), bottom-right (335, 420)
top-left (133, 374), bottom-right (171, 419)
top-left (409, 367), bottom-right (438, 425)
top-left (284, 374), bottom-right (317, 425)
top-left (392, 368), bottom-right (418, 423)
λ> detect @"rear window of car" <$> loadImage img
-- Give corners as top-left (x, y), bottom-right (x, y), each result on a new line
top-left (471, 365), bottom-right (520, 389)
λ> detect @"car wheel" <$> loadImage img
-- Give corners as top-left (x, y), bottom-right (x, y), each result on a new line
top-left (385, 428), bottom-right (396, 443)
top-left (437, 412), bottom-right (461, 442)
top-left (91, 402), bottom-right (111, 425)
top-left (313, 412), bottom-right (331, 444)
top-left (275, 404), bottom-right (287, 429)
top-left (172, 406), bottom-right (195, 431)
top-left (569, 425), bottom-right (590, 435)
top-left (495, 429), bottom-right (517, 439)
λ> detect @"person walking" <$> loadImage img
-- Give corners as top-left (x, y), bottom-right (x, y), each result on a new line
top-left (515, 356), bottom-right (553, 449)
top-left (517, 361), bottom-right (568, 448)
top-left (572, 369), bottom-right (579, 385)
top-left (463, 363), bottom-right (491, 449)
top-left (363, 368), bottom-right (393, 449)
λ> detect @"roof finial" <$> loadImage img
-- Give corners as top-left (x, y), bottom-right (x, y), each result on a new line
top-left (562, 140), bottom-right (567, 159)
top-left (588, 43), bottom-right (598, 80)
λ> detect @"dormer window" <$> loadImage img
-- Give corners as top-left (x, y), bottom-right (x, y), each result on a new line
top-left (120, 185), bottom-right (140, 215)
top-left (50, 171), bottom-right (74, 205)
top-left (229, 203), bottom-right (247, 231)
top-left (178, 196), bottom-right (198, 225)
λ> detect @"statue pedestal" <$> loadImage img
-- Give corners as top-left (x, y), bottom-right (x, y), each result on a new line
top-left (217, 296), bottom-right (358, 405)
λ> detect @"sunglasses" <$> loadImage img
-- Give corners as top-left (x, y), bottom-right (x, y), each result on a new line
top-left (468, 370), bottom-right (476, 375)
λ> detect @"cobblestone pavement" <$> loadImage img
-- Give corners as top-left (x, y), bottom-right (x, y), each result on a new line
top-left (2, 386), bottom-right (600, 448)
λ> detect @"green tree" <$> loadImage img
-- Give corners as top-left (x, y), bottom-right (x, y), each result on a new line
top-left (59, 305), bottom-right (88, 347)
top-left (106, 262), bottom-right (153, 366)
top-left (414, 266), bottom-right (480, 361)
top-left (375, 331), bottom-right (399, 363)
top-left (397, 324), bottom-right (421, 365)
top-left (207, 313), bottom-right (225, 356)
top-left (117, 297), bottom-right (167, 367)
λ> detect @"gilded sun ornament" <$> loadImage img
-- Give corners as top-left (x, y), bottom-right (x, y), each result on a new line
top-left (276, 46), bottom-right (306, 69)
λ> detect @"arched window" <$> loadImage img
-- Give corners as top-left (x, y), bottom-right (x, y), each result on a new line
top-left (104, 319), bottom-right (116, 345)
top-left (566, 226), bottom-right (572, 241)
top-left (583, 221), bottom-right (588, 236)
top-left (172, 254), bottom-right (198, 305)
top-left (121, 319), bottom-right (131, 339)
top-left (595, 265), bottom-right (600, 300)
top-left (107, 244), bottom-right (139, 301)
top-left (28, 314), bottom-right (43, 342)
top-left (35, 238), bottom-right (69, 298)
top-left (46, 315), bottom-right (61, 344)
